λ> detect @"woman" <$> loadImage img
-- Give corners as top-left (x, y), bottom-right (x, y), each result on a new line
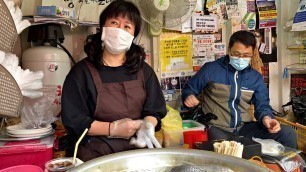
top-left (61, 0), bottom-right (167, 161)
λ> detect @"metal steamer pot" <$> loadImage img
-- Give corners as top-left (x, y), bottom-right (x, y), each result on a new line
top-left (69, 149), bottom-right (269, 172)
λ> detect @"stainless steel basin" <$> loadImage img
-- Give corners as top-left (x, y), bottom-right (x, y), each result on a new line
top-left (69, 148), bottom-right (269, 172)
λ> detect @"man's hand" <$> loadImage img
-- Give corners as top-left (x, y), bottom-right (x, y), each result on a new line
top-left (184, 95), bottom-right (199, 108)
top-left (262, 116), bottom-right (281, 133)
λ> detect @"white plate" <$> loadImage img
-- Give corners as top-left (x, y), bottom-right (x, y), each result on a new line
top-left (7, 129), bottom-right (53, 138)
top-left (0, 130), bottom-right (54, 141)
top-left (6, 124), bottom-right (52, 135)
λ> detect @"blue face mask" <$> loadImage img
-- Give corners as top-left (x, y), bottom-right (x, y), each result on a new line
top-left (229, 56), bottom-right (251, 71)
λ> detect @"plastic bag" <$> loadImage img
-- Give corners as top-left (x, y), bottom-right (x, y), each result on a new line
top-left (278, 151), bottom-right (306, 172)
top-left (161, 105), bottom-right (183, 132)
top-left (161, 105), bottom-right (183, 147)
top-left (252, 138), bottom-right (285, 156)
top-left (21, 86), bottom-right (57, 129)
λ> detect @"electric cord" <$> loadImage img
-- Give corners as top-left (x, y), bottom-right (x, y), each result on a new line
top-left (55, 41), bottom-right (76, 65)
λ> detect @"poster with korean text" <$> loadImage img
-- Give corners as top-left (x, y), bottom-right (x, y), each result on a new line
top-left (192, 34), bottom-right (215, 71)
top-left (160, 32), bottom-right (193, 78)
top-left (192, 14), bottom-right (218, 33)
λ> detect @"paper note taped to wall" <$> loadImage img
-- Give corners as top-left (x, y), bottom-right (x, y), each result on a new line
top-left (292, 0), bottom-right (306, 31)
top-left (42, 0), bottom-right (116, 23)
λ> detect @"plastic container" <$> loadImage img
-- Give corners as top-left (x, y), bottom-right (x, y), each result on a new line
top-left (45, 157), bottom-right (75, 172)
top-left (163, 130), bottom-right (184, 148)
top-left (163, 120), bottom-right (205, 148)
top-left (0, 165), bottom-right (43, 172)
top-left (182, 120), bottom-right (205, 131)
top-left (22, 46), bottom-right (71, 86)
top-left (183, 130), bottom-right (208, 149)
top-left (0, 136), bottom-right (54, 170)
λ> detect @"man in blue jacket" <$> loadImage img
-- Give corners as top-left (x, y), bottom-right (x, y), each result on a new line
top-left (182, 30), bottom-right (297, 148)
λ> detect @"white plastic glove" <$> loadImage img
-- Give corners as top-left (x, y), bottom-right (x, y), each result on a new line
top-left (130, 121), bottom-right (162, 148)
top-left (109, 118), bottom-right (142, 139)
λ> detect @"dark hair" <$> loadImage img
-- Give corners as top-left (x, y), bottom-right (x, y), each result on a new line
top-left (228, 30), bottom-right (256, 50)
top-left (84, 0), bottom-right (145, 74)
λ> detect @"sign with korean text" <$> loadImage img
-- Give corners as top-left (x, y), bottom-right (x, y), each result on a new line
top-left (160, 31), bottom-right (193, 78)
top-left (192, 15), bottom-right (218, 33)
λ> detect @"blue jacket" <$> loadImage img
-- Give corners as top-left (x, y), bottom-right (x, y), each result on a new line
top-left (182, 56), bottom-right (274, 131)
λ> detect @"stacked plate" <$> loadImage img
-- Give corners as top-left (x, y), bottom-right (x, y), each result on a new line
top-left (6, 124), bottom-right (53, 138)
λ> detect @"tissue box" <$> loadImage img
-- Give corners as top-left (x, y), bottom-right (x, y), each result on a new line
top-left (37, 6), bottom-right (76, 19)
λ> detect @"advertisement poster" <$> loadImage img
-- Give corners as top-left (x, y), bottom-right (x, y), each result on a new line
top-left (256, 0), bottom-right (277, 28)
top-left (192, 34), bottom-right (215, 57)
top-left (214, 43), bottom-right (227, 59)
top-left (192, 57), bottom-right (214, 71)
top-left (207, 0), bottom-right (228, 28)
top-left (192, 15), bottom-right (218, 33)
top-left (226, 0), bottom-right (240, 18)
top-left (160, 32), bottom-right (193, 78)
top-left (161, 76), bottom-right (192, 102)
top-left (192, 45), bottom-right (215, 71)
top-left (292, 0), bottom-right (306, 31)
top-left (239, 0), bottom-right (256, 30)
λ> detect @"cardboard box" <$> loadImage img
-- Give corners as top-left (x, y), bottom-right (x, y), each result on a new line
top-left (21, 0), bottom-right (42, 16)
top-left (37, 6), bottom-right (76, 19)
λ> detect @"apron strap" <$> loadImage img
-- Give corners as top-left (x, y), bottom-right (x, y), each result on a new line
top-left (137, 69), bottom-right (145, 88)
top-left (85, 60), bottom-right (103, 92)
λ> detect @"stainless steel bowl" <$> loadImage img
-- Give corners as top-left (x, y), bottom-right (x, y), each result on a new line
top-left (69, 149), bottom-right (269, 172)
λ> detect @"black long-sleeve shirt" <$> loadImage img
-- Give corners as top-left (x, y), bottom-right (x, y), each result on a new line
top-left (61, 59), bottom-right (167, 137)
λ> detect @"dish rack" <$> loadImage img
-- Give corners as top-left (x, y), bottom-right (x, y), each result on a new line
top-left (0, 0), bottom-right (18, 53)
top-left (0, 0), bottom-right (23, 119)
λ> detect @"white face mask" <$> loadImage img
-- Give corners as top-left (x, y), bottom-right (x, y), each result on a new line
top-left (101, 27), bottom-right (134, 55)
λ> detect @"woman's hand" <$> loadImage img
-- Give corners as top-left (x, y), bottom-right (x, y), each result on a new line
top-left (109, 118), bottom-right (142, 139)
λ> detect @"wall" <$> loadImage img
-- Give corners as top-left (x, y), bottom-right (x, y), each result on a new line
top-left (274, 0), bottom-right (301, 111)
top-left (151, 0), bottom-right (302, 111)
top-left (16, 0), bottom-right (302, 112)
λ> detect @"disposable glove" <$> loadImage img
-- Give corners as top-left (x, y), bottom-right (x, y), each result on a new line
top-left (109, 118), bottom-right (142, 139)
top-left (130, 121), bottom-right (162, 148)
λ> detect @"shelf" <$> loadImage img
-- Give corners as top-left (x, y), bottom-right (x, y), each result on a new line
top-left (285, 64), bottom-right (306, 71)
top-left (22, 16), bottom-right (99, 28)
top-left (287, 45), bottom-right (305, 51)
top-left (291, 88), bottom-right (306, 90)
